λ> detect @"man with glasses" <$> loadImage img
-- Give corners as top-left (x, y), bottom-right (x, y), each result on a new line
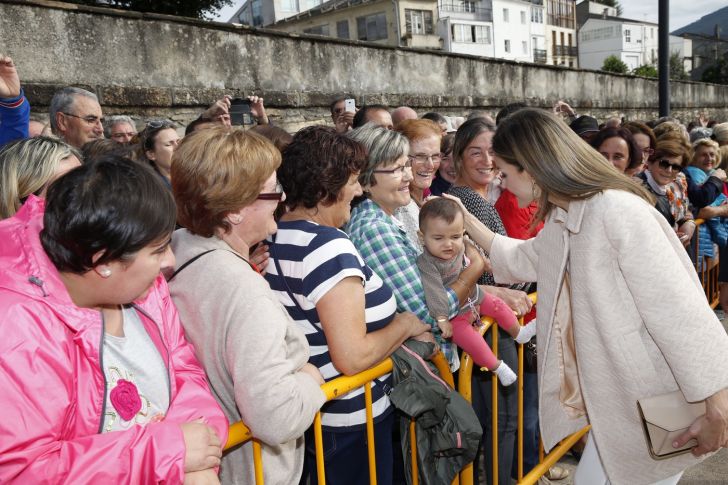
top-left (49, 87), bottom-right (104, 149)
top-left (104, 115), bottom-right (137, 144)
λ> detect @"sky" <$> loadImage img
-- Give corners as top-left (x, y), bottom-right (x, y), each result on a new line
top-left (214, 1), bottom-right (727, 31)
top-left (610, 1), bottom-right (724, 30)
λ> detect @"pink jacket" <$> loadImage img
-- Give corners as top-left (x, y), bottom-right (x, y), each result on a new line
top-left (0, 196), bottom-right (228, 484)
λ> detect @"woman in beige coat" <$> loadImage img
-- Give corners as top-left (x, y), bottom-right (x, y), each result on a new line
top-left (448, 108), bottom-right (728, 485)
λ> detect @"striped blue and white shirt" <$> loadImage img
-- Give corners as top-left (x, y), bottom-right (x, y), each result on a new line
top-left (265, 220), bottom-right (396, 430)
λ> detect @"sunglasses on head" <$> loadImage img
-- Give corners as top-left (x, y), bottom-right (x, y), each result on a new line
top-left (656, 159), bottom-right (683, 172)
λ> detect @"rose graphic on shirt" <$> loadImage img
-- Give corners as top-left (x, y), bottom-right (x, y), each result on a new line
top-left (110, 379), bottom-right (143, 421)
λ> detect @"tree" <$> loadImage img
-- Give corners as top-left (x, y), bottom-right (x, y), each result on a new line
top-left (602, 55), bottom-right (628, 74)
top-left (669, 52), bottom-right (689, 80)
top-left (701, 57), bottom-right (728, 85)
top-left (633, 64), bottom-right (658, 78)
top-left (592, 0), bottom-right (623, 17)
top-left (63, 0), bottom-right (233, 20)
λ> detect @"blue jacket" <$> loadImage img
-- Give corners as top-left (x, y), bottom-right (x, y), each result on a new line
top-left (0, 89), bottom-right (29, 146)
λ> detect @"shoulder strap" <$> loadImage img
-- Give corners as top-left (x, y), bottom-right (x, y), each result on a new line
top-left (167, 248), bottom-right (255, 282)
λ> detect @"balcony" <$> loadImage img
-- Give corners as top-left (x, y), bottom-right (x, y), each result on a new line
top-left (534, 49), bottom-right (547, 63)
top-left (439, 1), bottom-right (493, 22)
top-left (555, 45), bottom-right (578, 57)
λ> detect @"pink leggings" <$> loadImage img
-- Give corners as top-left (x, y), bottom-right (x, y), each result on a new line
top-left (450, 292), bottom-right (519, 370)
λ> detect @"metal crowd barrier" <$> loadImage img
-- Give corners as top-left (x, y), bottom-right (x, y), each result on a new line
top-left (693, 219), bottom-right (720, 308)
top-left (223, 351), bottom-right (454, 485)
top-left (456, 292), bottom-right (591, 485)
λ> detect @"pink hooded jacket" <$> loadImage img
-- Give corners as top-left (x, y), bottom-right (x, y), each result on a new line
top-left (0, 197), bottom-right (228, 483)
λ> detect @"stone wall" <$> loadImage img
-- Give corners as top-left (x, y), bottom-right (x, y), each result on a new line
top-left (3, 0), bottom-right (728, 132)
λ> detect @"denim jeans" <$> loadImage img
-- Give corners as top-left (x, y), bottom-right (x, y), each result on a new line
top-left (471, 329), bottom-right (518, 485)
top-left (304, 411), bottom-right (394, 485)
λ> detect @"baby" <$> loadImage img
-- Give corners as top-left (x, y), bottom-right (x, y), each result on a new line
top-left (416, 198), bottom-right (535, 385)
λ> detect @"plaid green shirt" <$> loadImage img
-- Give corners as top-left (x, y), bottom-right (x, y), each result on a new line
top-left (346, 199), bottom-right (459, 366)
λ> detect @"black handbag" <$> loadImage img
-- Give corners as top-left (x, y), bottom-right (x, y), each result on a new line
top-left (523, 338), bottom-right (537, 373)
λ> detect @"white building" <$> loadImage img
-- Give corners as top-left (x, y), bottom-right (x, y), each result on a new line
top-left (438, 0), bottom-right (495, 57)
top-left (492, 0), bottom-right (535, 62)
top-left (576, 0), bottom-right (690, 73)
top-left (228, 0), bottom-right (324, 27)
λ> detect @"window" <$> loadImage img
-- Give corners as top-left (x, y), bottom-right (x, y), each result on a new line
top-left (651, 28), bottom-right (654, 39)
top-left (521, 11), bottom-right (526, 24)
top-left (531, 7), bottom-right (543, 23)
top-left (625, 29), bottom-right (631, 42)
top-left (462, 1), bottom-right (476, 13)
top-left (505, 39), bottom-right (511, 53)
top-left (303, 24), bottom-right (330, 36)
top-left (568, 33), bottom-right (572, 46)
top-left (251, 0), bottom-right (263, 26)
top-left (280, 0), bottom-right (297, 12)
top-left (474, 25), bottom-right (491, 44)
top-left (503, 8), bottom-right (509, 22)
top-left (357, 12), bottom-right (388, 41)
top-left (337, 20), bottom-right (349, 39)
top-left (452, 24), bottom-right (491, 44)
top-left (522, 40), bottom-right (528, 54)
top-left (405, 9), bottom-right (434, 35)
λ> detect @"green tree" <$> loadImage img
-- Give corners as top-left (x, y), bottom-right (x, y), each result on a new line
top-left (669, 52), bottom-right (689, 80)
top-left (633, 64), bottom-right (658, 78)
top-left (602, 55), bottom-right (628, 74)
top-left (701, 57), bottom-right (728, 85)
top-left (592, 0), bottom-right (623, 16)
top-left (63, 0), bottom-right (232, 20)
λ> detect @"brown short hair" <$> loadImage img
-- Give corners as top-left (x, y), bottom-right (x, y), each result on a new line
top-left (172, 126), bottom-right (280, 237)
top-left (418, 197), bottom-right (464, 233)
top-left (396, 118), bottom-right (442, 143)
top-left (652, 138), bottom-right (689, 167)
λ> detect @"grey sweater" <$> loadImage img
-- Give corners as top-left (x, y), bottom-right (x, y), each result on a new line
top-left (169, 230), bottom-right (326, 485)
top-left (416, 245), bottom-right (483, 321)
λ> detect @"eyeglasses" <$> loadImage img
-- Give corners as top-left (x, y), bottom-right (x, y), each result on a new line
top-left (409, 153), bottom-right (442, 165)
top-left (257, 181), bottom-right (285, 201)
top-left (146, 120), bottom-right (174, 129)
top-left (656, 159), bottom-right (683, 172)
top-left (62, 112), bottom-right (104, 126)
top-left (372, 159), bottom-right (412, 177)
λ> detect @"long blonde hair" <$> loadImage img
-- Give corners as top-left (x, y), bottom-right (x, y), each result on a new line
top-left (0, 136), bottom-right (79, 219)
top-left (492, 108), bottom-right (653, 223)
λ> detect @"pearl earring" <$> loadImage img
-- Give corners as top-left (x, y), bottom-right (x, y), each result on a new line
top-left (100, 269), bottom-right (112, 278)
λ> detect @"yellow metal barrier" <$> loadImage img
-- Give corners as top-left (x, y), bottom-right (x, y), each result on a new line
top-left (224, 351), bottom-right (455, 485)
top-left (693, 219), bottom-right (721, 308)
top-left (457, 293), bottom-right (591, 485)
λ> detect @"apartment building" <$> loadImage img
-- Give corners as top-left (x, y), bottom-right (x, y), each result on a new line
top-left (229, 0), bottom-right (325, 27)
top-left (272, 0), bottom-right (441, 50)
top-left (437, 1), bottom-right (495, 57)
top-left (546, 0), bottom-right (578, 67)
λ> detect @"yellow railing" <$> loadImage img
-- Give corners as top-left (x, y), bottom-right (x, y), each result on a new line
top-left (456, 292), bottom-right (590, 485)
top-left (223, 351), bottom-right (454, 485)
top-left (693, 219), bottom-right (720, 308)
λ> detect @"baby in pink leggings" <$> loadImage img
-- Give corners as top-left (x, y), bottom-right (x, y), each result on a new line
top-left (416, 198), bottom-right (535, 385)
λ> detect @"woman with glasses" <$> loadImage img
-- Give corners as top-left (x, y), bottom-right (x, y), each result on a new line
top-left (168, 126), bottom-right (327, 485)
top-left (430, 133), bottom-right (456, 196)
top-left (636, 138), bottom-right (695, 245)
top-left (452, 107), bottom-right (728, 485)
top-left (392, 119), bottom-right (443, 250)
top-left (624, 121), bottom-right (657, 169)
top-left (137, 120), bottom-right (181, 186)
top-left (345, 124), bottom-right (488, 372)
top-left (264, 125), bottom-right (432, 485)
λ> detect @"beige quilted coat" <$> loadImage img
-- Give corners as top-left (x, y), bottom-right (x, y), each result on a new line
top-left (490, 190), bottom-right (728, 485)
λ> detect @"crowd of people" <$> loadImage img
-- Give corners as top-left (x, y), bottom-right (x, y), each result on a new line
top-left (2, 52), bottom-right (728, 485)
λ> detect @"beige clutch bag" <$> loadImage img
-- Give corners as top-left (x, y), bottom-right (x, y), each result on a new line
top-left (637, 390), bottom-right (705, 460)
